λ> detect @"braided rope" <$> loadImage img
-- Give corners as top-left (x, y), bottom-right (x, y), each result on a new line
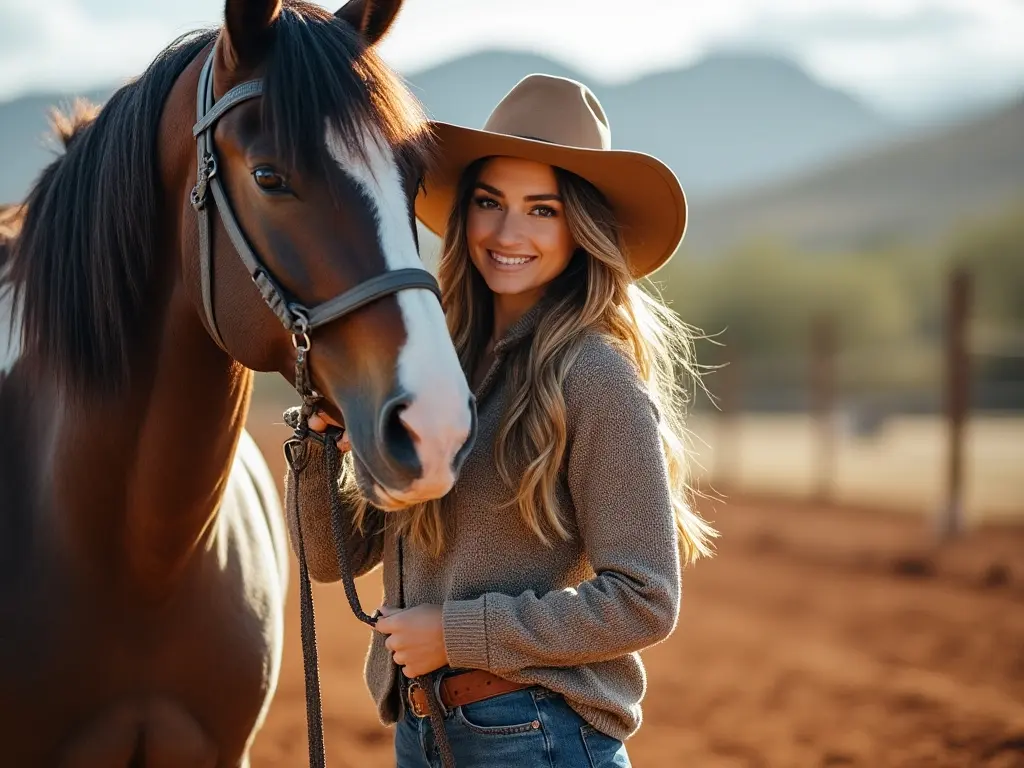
top-left (285, 408), bottom-right (457, 768)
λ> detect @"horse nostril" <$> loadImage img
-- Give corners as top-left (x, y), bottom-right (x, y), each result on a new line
top-left (379, 394), bottom-right (418, 471)
top-left (396, 409), bottom-right (421, 445)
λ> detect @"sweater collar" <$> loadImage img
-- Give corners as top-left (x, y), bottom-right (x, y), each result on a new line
top-left (473, 295), bottom-right (551, 402)
top-left (492, 296), bottom-right (551, 354)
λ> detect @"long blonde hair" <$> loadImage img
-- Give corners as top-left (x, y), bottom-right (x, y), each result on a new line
top-left (357, 158), bottom-right (717, 565)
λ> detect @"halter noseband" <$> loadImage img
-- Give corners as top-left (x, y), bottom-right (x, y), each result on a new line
top-left (189, 48), bottom-right (441, 401)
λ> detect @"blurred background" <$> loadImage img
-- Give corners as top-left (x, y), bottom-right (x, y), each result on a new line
top-left (2, 1), bottom-right (1022, 765)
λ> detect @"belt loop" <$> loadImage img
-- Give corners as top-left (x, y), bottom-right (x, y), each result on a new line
top-left (433, 671), bottom-right (452, 719)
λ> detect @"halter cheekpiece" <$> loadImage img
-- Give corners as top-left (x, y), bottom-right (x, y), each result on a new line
top-left (190, 46), bottom-right (441, 409)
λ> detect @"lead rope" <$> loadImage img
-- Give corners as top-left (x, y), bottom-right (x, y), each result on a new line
top-left (282, 337), bottom-right (456, 768)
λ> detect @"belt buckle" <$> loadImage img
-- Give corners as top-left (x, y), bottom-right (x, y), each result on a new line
top-left (406, 680), bottom-right (428, 718)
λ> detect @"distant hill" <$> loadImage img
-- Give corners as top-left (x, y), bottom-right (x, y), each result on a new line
top-left (407, 50), bottom-right (896, 197)
top-left (0, 86), bottom-right (114, 204)
top-left (681, 96), bottom-right (1024, 256)
top-left (0, 49), bottom-right (897, 202)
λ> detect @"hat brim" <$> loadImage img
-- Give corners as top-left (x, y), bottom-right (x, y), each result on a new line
top-left (414, 122), bottom-right (687, 278)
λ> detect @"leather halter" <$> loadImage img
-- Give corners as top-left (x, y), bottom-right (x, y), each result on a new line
top-left (189, 48), bottom-right (441, 398)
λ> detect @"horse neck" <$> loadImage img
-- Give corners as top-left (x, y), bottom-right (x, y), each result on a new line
top-left (52, 265), bottom-right (252, 591)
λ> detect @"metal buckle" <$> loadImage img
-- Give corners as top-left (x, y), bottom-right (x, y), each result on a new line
top-left (406, 681), bottom-right (428, 718)
top-left (190, 153), bottom-right (218, 211)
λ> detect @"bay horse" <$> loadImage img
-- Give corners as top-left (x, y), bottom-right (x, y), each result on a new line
top-left (0, 0), bottom-right (476, 765)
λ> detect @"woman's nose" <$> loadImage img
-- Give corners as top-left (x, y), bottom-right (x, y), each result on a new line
top-left (494, 211), bottom-right (530, 247)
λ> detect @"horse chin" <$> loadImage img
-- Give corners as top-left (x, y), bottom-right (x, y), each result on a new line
top-left (348, 451), bottom-right (449, 511)
top-left (370, 484), bottom-right (418, 512)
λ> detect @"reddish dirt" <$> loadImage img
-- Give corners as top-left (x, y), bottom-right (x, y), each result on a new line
top-left (246, 410), bottom-right (1024, 768)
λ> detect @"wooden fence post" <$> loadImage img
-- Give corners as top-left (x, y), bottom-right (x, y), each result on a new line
top-left (938, 267), bottom-right (971, 539)
top-left (717, 352), bottom-right (740, 490)
top-left (811, 314), bottom-right (837, 503)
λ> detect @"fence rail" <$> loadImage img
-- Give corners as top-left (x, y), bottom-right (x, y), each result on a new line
top-left (693, 268), bottom-right (1023, 533)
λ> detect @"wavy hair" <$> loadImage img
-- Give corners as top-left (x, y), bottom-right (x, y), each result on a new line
top-left (355, 157), bottom-right (717, 565)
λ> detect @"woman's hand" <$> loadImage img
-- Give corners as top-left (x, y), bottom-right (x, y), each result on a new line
top-left (375, 604), bottom-right (449, 678)
top-left (308, 410), bottom-right (351, 452)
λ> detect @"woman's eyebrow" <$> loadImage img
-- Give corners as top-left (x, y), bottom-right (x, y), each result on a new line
top-left (474, 183), bottom-right (562, 203)
top-left (474, 182), bottom-right (504, 196)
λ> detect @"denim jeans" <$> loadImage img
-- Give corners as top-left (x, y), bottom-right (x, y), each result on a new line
top-left (394, 683), bottom-right (632, 768)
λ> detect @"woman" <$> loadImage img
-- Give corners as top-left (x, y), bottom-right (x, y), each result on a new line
top-left (293, 73), bottom-right (717, 767)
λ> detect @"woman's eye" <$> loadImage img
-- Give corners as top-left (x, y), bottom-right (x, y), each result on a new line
top-left (532, 205), bottom-right (557, 218)
top-left (473, 196), bottom-right (499, 210)
top-left (253, 167), bottom-right (288, 192)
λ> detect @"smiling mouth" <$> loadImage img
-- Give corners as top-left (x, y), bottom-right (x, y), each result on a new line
top-left (489, 250), bottom-right (537, 267)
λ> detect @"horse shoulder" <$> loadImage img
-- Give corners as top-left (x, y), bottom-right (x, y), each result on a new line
top-left (228, 428), bottom-right (289, 594)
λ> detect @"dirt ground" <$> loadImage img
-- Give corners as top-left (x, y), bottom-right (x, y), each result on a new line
top-left (245, 408), bottom-right (1024, 768)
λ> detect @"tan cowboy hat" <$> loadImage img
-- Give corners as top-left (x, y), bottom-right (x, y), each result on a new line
top-left (415, 73), bottom-right (688, 278)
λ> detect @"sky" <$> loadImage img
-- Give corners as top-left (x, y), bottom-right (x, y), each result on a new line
top-left (1, 0), bottom-right (1023, 117)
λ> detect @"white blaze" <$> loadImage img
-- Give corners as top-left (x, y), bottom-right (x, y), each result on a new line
top-left (325, 122), bottom-right (472, 495)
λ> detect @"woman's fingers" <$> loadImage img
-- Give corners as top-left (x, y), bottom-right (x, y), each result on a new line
top-left (307, 413), bottom-right (330, 433)
top-left (307, 411), bottom-right (351, 452)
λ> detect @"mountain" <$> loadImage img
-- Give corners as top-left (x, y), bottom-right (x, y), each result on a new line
top-left (403, 50), bottom-right (587, 131)
top-left (0, 86), bottom-right (115, 204)
top-left (680, 96), bottom-right (1024, 257)
top-left (0, 50), bottom-right (897, 203)
top-left (405, 50), bottom-right (897, 197)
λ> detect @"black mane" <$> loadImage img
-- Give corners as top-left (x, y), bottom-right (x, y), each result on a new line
top-left (7, 28), bottom-right (216, 395)
top-left (6, 0), bottom-right (432, 396)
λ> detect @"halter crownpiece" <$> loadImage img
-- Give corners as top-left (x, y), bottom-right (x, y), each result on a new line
top-left (189, 46), bottom-right (441, 394)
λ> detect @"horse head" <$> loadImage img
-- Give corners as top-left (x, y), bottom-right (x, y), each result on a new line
top-left (188, 0), bottom-right (476, 509)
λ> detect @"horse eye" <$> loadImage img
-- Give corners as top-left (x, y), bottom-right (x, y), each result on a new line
top-left (253, 166), bottom-right (288, 192)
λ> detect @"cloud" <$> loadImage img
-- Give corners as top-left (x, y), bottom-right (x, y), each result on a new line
top-left (0, 1), bottom-right (190, 100)
top-left (761, 1), bottom-right (1024, 115)
top-left (1, 0), bottom-right (1022, 118)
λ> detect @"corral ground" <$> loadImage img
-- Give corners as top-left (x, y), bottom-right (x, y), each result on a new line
top-left (245, 403), bottom-right (1024, 767)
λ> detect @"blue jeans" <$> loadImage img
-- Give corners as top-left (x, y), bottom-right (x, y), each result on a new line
top-left (394, 683), bottom-right (632, 767)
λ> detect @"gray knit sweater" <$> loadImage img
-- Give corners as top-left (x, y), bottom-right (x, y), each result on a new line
top-left (285, 301), bottom-right (682, 741)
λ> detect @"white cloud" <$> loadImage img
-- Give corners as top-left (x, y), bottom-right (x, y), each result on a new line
top-left (0, 1), bottom-right (184, 99)
top-left (0, 0), bottom-right (1021, 117)
top-left (777, 0), bottom-right (1024, 114)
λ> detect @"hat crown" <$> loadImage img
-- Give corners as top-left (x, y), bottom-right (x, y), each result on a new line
top-left (483, 74), bottom-right (612, 151)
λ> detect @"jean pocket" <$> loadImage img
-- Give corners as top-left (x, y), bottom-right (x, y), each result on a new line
top-left (580, 724), bottom-right (631, 767)
top-left (454, 689), bottom-right (544, 736)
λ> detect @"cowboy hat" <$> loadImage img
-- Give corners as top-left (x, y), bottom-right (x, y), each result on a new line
top-left (414, 73), bottom-right (687, 278)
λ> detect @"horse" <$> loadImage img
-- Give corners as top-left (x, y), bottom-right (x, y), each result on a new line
top-left (0, 0), bottom-right (477, 764)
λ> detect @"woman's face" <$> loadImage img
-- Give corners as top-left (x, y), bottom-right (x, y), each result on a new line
top-left (465, 156), bottom-right (576, 302)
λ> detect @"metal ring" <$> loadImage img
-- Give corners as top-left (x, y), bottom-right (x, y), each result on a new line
top-left (292, 331), bottom-right (312, 351)
top-left (289, 306), bottom-right (311, 350)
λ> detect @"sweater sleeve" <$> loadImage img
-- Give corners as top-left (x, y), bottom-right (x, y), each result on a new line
top-left (284, 438), bottom-right (385, 584)
top-left (442, 338), bottom-right (682, 674)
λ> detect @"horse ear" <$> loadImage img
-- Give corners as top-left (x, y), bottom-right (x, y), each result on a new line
top-left (222, 0), bottom-right (282, 70)
top-left (336, 0), bottom-right (404, 46)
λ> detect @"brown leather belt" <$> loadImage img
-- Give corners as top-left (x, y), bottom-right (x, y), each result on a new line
top-left (406, 670), bottom-right (531, 718)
